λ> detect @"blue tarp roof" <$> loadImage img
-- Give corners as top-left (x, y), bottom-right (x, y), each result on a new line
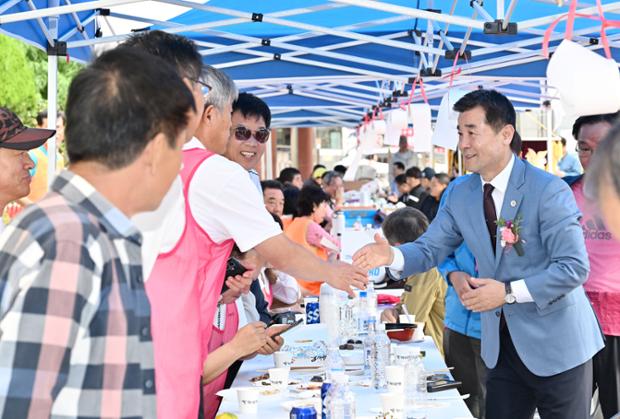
top-left (2, 0), bottom-right (620, 126)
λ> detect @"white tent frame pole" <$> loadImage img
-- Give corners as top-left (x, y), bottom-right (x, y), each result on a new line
top-left (59, 12), bottom-right (97, 41)
top-left (198, 27), bottom-right (420, 74)
top-left (447, 25), bottom-right (612, 75)
top-left (299, 88), bottom-right (376, 106)
top-left (497, 0), bottom-right (505, 19)
top-left (235, 75), bottom-right (380, 86)
top-left (471, 1), bottom-right (494, 23)
top-left (519, 2), bottom-right (620, 29)
top-left (68, 2), bottom-right (348, 47)
top-left (295, 91), bottom-right (375, 107)
top-left (47, 0), bottom-right (60, 187)
top-left (502, 0), bottom-right (518, 30)
top-left (26, 0), bottom-right (55, 46)
top-left (329, 0), bottom-right (485, 29)
top-left (0, 0), bottom-right (142, 24)
top-left (156, 0), bottom-right (445, 55)
top-left (200, 16), bottom-right (411, 57)
top-left (0, 0), bottom-right (22, 15)
top-left (207, 31), bottom-right (410, 71)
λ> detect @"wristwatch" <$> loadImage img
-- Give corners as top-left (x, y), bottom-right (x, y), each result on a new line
top-left (504, 282), bottom-right (516, 305)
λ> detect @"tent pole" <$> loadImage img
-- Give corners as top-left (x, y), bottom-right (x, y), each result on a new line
top-left (47, 0), bottom-right (59, 187)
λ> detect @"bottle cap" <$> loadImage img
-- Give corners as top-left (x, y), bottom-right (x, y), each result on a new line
top-left (359, 291), bottom-right (368, 298)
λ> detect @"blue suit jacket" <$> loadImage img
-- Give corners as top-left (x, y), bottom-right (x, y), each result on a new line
top-left (398, 157), bottom-right (604, 376)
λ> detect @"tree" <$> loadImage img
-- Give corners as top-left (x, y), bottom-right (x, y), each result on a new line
top-left (0, 33), bottom-right (83, 124)
top-left (0, 35), bottom-right (42, 122)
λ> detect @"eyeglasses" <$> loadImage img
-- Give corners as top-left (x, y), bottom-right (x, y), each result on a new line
top-left (188, 77), bottom-right (211, 93)
top-left (575, 143), bottom-right (593, 154)
top-left (233, 126), bottom-right (270, 144)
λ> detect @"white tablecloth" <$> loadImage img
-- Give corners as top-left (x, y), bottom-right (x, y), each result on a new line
top-left (216, 324), bottom-right (473, 418)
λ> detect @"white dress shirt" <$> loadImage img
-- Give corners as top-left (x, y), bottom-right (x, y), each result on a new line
top-left (389, 154), bottom-right (533, 303)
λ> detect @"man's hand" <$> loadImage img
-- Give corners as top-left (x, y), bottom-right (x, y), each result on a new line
top-left (231, 322), bottom-right (268, 358)
top-left (380, 308), bottom-right (399, 323)
top-left (352, 233), bottom-right (393, 272)
top-left (256, 325), bottom-right (285, 355)
top-left (225, 268), bottom-right (255, 295)
top-left (325, 261), bottom-right (368, 297)
top-left (461, 278), bottom-right (506, 312)
top-left (449, 271), bottom-right (475, 304)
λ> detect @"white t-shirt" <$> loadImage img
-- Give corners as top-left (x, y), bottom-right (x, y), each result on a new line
top-left (134, 138), bottom-right (281, 279)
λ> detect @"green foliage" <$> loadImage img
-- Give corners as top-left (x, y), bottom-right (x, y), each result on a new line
top-left (0, 33), bottom-right (84, 125)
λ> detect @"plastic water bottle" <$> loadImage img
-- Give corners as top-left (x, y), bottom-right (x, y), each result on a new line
top-left (324, 344), bottom-right (345, 382)
top-left (373, 323), bottom-right (391, 389)
top-left (324, 372), bottom-right (356, 419)
top-left (366, 281), bottom-right (377, 319)
top-left (404, 347), bottom-right (426, 405)
top-left (363, 317), bottom-right (376, 372)
top-left (357, 291), bottom-right (369, 334)
top-left (320, 284), bottom-right (346, 342)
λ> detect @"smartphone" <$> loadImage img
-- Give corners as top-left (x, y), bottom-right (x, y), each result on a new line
top-left (270, 318), bottom-right (303, 338)
top-left (222, 258), bottom-right (248, 293)
top-left (225, 257), bottom-right (248, 278)
top-left (427, 379), bottom-right (462, 392)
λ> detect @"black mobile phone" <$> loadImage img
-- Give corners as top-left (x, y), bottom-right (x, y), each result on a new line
top-left (427, 379), bottom-right (462, 393)
top-left (225, 257), bottom-right (248, 278)
top-left (222, 258), bottom-right (248, 293)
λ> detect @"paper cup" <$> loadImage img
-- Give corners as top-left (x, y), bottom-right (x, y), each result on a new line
top-left (386, 365), bottom-right (405, 392)
top-left (413, 322), bottom-right (425, 341)
top-left (380, 392), bottom-right (405, 419)
top-left (394, 345), bottom-right (420, 366)
top-left (273, 351), bottom-right (294, 368)
top-left (268, 367), bottom-right (290, 388)
top-left (399, 314), bottom-right (415, 324)
top-left (237, 387), bottom-right (259, 414)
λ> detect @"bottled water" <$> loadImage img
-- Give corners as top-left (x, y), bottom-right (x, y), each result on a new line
top-left (372, 322), bottom-right (391, 390)
top-left (366, 282), bottom-right (377, 319)
top-left (324, 344), bottom-right (345, 382)
top-left (404, 347), bottom-right (426, 405)
top-left (357, 291), bottom-right (369, 334)
top-left (363, 317), bottom-right (376, 372)
top-left (324, 372), bottom-right (356, 419)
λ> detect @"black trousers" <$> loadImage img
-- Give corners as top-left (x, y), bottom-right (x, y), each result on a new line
top-left (593, 334), bottom-right (620, 418)
top-left (487, 326), bottom-right (593, 419)
top-left (444, 328), bottom-right (488, 419)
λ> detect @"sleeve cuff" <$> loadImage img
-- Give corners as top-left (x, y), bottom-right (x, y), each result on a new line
top-left (387, 246), bottom-right (405, 278)
top-left (511, 279), bottom-right (534, 303)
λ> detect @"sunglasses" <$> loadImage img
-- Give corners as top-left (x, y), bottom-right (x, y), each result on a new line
top-left (233, 126), bottom-right (270, 144)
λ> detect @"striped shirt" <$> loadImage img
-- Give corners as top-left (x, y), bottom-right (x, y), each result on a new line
top-left (0, 170), bottom-right (156, 419)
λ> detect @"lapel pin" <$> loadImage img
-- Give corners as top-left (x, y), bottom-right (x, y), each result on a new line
top-left (510, 200), bottom-right (517, 207)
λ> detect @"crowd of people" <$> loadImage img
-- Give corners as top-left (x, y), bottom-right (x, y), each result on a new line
top-left (0, 30), bottom-right (619, 419)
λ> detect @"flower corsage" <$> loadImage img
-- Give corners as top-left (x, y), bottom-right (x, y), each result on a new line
top-left (496, 216), bottom-right (525, 256)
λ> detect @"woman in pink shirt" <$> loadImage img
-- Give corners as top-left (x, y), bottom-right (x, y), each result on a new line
top-left (566, 113), bottom-right (620, 419)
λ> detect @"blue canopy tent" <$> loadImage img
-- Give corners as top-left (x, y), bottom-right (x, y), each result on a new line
top-left (2, 0), bottom-right (620, 173)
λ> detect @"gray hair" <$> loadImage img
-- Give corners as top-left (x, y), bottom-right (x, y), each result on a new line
top-left (322, 170), bottom-right (342, 186)
top-left (202, 65), bottom-right (238, 111)
top-left (585, 120), bottom-right (620, 201)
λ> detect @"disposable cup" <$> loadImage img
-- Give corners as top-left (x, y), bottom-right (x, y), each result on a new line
top-left (237, 387), bottom-right (259, 414)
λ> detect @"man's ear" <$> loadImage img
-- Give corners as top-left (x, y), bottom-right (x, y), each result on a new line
top-left (142, 133), bottom-right (168, 175)
top-left (202, 104), bottom-right (216, 124)
top-left (501, 124), bottom-right (515, 145)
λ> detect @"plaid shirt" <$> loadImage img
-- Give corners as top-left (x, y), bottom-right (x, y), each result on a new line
top-left (0, 171), bottom-right (156, 418)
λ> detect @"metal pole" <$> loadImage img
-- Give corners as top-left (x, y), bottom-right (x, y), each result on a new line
top-left (0, 0), bottom-right (142, 24)
top-left (47, 0), bottom-right (59, 187)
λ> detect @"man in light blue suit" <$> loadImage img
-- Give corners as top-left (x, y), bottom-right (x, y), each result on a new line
top-left (354, 90), bottom-right (604, 419)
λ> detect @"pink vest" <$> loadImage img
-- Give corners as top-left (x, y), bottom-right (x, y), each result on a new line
top-left (147, 148), bottom-right (234, 419)
top-left (202, 302), bottom-right (239, 419)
